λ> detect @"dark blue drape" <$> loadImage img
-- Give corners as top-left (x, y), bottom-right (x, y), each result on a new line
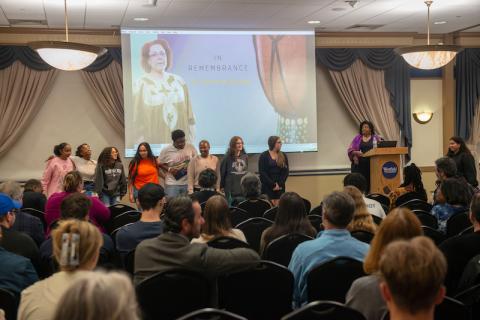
top-left (0, 45), bottom-right (121, 72)
top-left (316, 48), bottom-right (412, 148)
top-left (455, 48), bottom-right (480, 140)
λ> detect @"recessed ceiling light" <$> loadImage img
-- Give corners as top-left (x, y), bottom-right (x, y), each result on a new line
top-left (332, 7), bottom-right (347, 11)
top-left (134, 17), bottom-right (149, 21)
top-left (308, 20), bottom-right (321, 24)
top-left (434, 21), bottom-right (447, 25)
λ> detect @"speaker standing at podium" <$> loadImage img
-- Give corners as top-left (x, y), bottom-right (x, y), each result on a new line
top-left (347, 121), bottom-right (382, 192)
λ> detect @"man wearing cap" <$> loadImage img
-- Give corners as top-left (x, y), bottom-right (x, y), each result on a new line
top-left (0, 193), bottom-right (39, 295)
top-left (116, 183), bottom-right (166, 255)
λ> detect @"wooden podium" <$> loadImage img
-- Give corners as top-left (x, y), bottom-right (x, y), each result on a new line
top-left (363, 147), bottom-right (408, 195)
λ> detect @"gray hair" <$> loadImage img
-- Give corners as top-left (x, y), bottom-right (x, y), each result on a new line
top-left (0, 180), bottom-right (22, 201)
top-left (241, 173), bottom-right (261, 198)
top-left (323, 191), bottom-right (355, 228)
top-left (53, 271), bottom-right (140, 320)
top-left (435, 157), bottom-right (457, 178)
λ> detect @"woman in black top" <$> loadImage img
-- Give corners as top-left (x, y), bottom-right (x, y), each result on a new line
top-left (447, 136), bottom-right (478, 187)
top-left (258, 136), bottom-right (289, 205)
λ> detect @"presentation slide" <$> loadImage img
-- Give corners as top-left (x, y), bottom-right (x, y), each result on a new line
top-left (121, 29), bottom-right (318, 157)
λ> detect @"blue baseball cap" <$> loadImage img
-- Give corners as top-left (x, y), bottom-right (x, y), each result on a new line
top-left (0, 193), bottom-right (21, 216)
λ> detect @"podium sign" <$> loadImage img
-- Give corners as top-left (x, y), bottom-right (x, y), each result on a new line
top-left (363, 147), bottom-right (408, 195)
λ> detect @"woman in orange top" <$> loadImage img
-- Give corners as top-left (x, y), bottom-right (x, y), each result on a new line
top-left (128, 142), bottom-right (160, 203)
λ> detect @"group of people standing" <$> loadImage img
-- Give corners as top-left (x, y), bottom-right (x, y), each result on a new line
top-left (41, 130), bottom-right (290, 206)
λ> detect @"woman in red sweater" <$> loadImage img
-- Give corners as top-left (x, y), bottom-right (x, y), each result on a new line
top-left (128, 142), bottom-right (160, 203)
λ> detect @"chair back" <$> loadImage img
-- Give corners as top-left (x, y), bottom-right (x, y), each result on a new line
top-left (111, 222), bottom-right (134, 242)
top-left (218, 261), bottom-right (293, 320)
top-left (307, 257), bottom-right (366, 303)
top-left (446, 212), bottom-right (471, 238)
top-left (236, 217), bottom-right (273, 253)
top-left (108, 203), bottom-right (136, 218)
top-left (238, 199), bottom-right (272, 218)
top-left (22, 208), bottom-right (47, 231)
top-left (310, 203), bottom-right (323, 216)
top-left (281, 300), bottom-right (366, 320)
top-left (350, 230), bottom-right (375, 244)
top-left (422, 226), bottom-right (446, 246)
top-left (263, 206), bottom-right (278, 221)
top-left (413, 210), bottom-right (438, 229)
top-left (459, 226), bottom-right (474, 236)
top-left (457, 254), bottom-right (480, 293)
top-left (366, 193), bottom-right (390, 207)
top-left (177, 308), bottom-right (247, 320)
top-left (308, 214), bottom-right (323, 232)
top-left (455, 284), bottom-right (480, 320)
top-left (229, 207), bottom-right (249, 227)
top-left (399, 199), bottom-right (433, 212)
top-left (435, 296), bottom-right (469, 320)
top-left (262, 233), bottom-right (314, 267)
top-left (136, 269), bottom-right (210, 320)
top-left (124, 249), bottom-right (136, 276)
top-left (0, 288), bottom-right (17, 320)
top-left (110, 210), bottom-right (141, 233)
top-left (302, 198), bottom-right (312, 214)
top-left (371, 214), bottom-right (382, 225)
top-left (395, 192), bottom-right (424, 207)
top-left (207, 236), bottom-right (252, 250)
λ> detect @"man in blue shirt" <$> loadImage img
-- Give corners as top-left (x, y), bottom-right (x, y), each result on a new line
top-left (116, 183), bottom-right (165, 255)
top-left (288, 191), bottom-right (369, 307)
top-left (0, 193), bottom-right (38, 296)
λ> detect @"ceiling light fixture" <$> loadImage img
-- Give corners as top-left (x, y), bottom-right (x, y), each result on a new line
top-left (395, 1), bottom-right (461, 70)
top-left (28, 0), bottom-right (106, 71)
top-left (434, 21), bottom-right (447, 25)
top-left (308, 20), bottom-right (321, 24)
top-left (134, 17), bottom-right (149, 21)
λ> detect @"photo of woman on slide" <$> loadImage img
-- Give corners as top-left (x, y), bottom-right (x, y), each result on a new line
top-left (133, 38), bottom-right (195, 144)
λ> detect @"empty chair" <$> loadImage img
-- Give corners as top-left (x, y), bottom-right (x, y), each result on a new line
top-left (136, 269), bottom-right (211, 320)
top-left (308, 214), bottom-right (323, 232)
top-left (236, 218), bottom-right (273, 253)
top-left (218, 261), bottom-right (293, 320)
top-left (177, 308), bottom-right (247, 320)
top-left (262, 233), bottom-right (314, 267)
top-left (366, 193), bottom-right (390, 207)
top-left (229, 207), bottom-right (249, 227)
top-left (110, 210), bottom-right (141, 233)
top-left (399, 199), bottom-right (433, 212)
top-left (237, 199), bottom-right (272, 217)
top-left (394, 192), bottom-right (425, 207)
top-left (350, 230), bottom-right (375, 244)
top-left (108, 203), bottom-right (137, 218)
top-left (446, 212), bottom-right (471, 238)
top-left (207, 236), bottom-right (252, 250)
top-left (422, 226), bottom-right (446, 246)
top-left (22, 207), bottom-right (47, 231)
top-left (307, 257), bottom-right (365, 303)
top-left (281, 300), bottom-right (366, 320)
top-left (309, 204), bottom-right (323, 216)
top-left (0, 288), bottom-right (17, 320)
top-left (413, 210), bottom-right (438, 229)
top-left (263, 206), bottom-right (278, 221)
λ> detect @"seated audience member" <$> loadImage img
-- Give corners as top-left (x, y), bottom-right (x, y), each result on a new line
top-left (434, 156), bottom-right (474, 204)
top-left (22, 179), bottom-right (47, 212)
top-left (260, 192), bottom-right (316, 254)
top-left (240, 172), bottom-right (270, 203)
top-left (431, 177), bottom-right (470, 233)
top-left (0, 181), bottom-right (44, 246)
top-left (116, 183), bottom-right (165, 255)
top-left (346, 208), bottom-right (423, 320)
top-left (134, 196), bottom-right (259, 285)
top-left (53, 271), bottom-right (139, 320)
top-left (0, 193), bottom-right (41, 275)
top-left (18, 220), bottom-right (103, 320)
top-left (288, 191), bottom-right (370, 307)
top-left (45, 171), bottom-right (110, 235)
top-left (379, 237), bottom-right (446, 320)
top-left (191, 195), bottom-right (246, 244)
top-left (344, 186), bottom-right (377, 233)
top-left (40, 193), bottom-right (114, 272)
top-left (389, 163), bottom-right (428, 208)
top-left (0, 210), bottom-right (38, 296)
top-left (187, 140), bottom-right (220, 194)
top-left (190, 169), bottom-right (221, 204)
top-left (343, 173), bottom-right (386, 218)
top-left (440, 193), bottom-right (480, 293)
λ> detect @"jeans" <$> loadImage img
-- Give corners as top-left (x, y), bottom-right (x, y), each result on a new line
top-left (165, 185), bottom-right (188, 198)
top-left (100, 194), bottom-right (120, 206)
